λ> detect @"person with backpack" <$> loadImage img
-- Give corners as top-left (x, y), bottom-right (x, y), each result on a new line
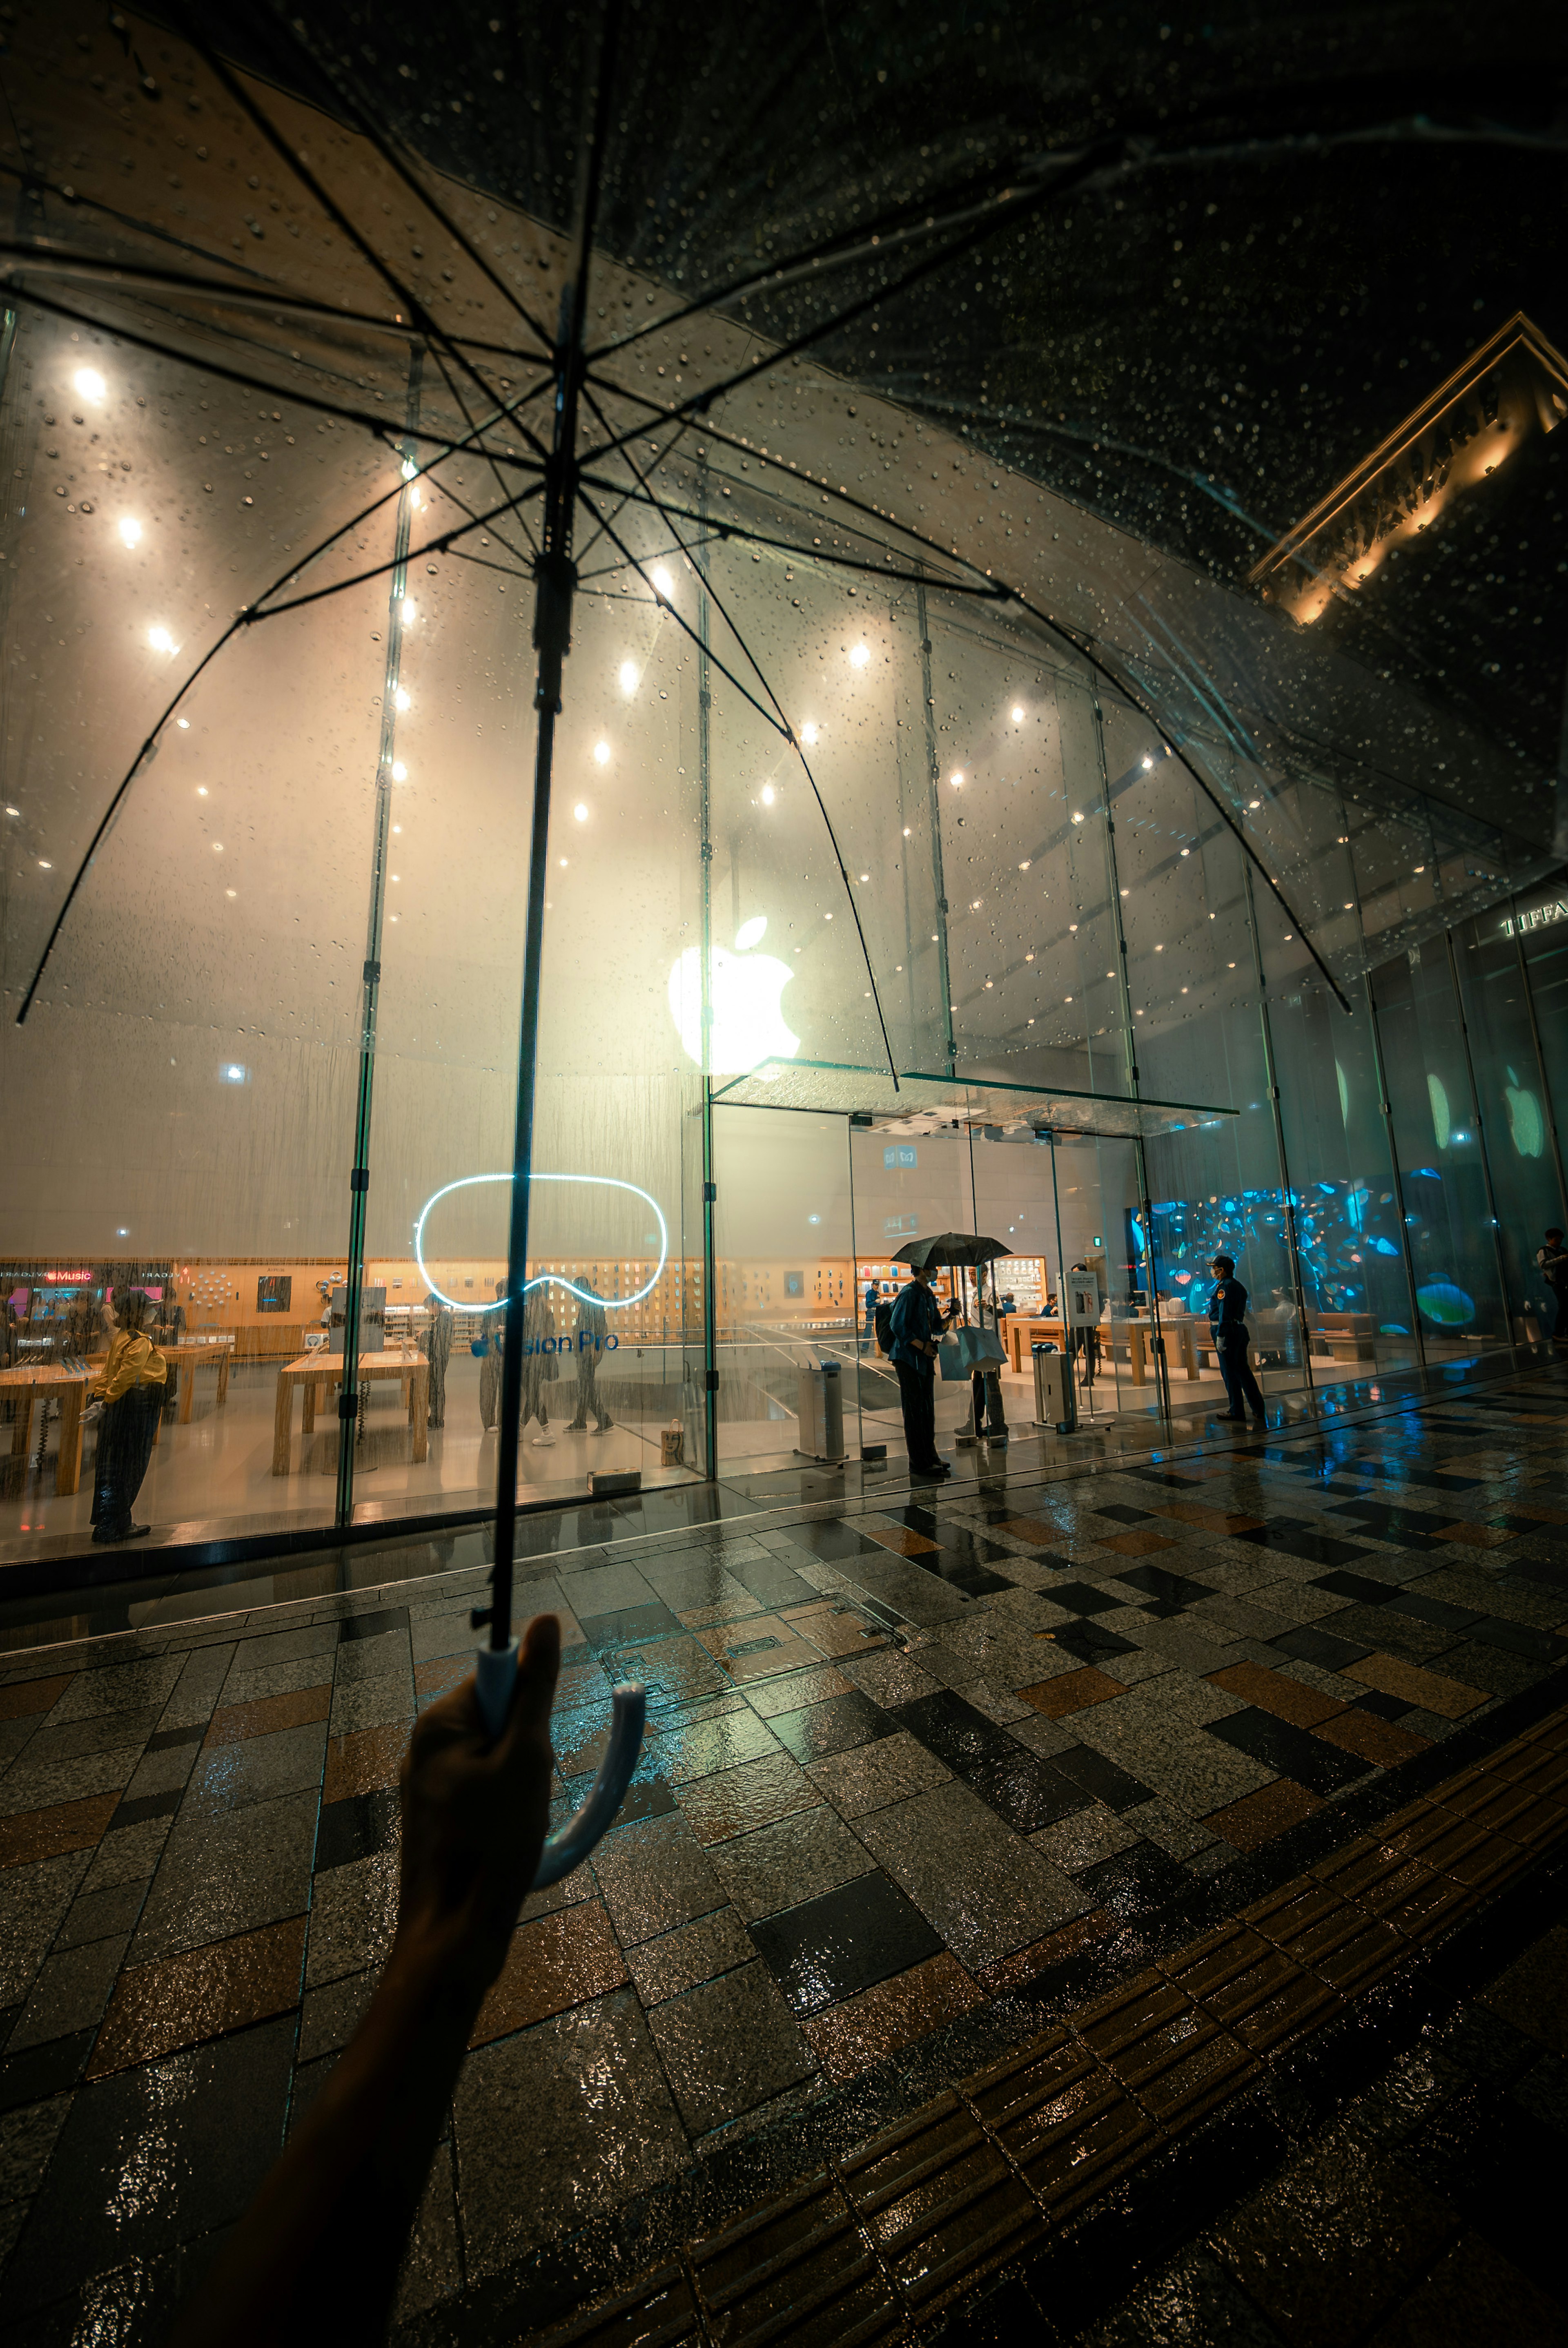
top-left (1537, 1227), bottom-right (1568, 1343)
top-left (86, 1284), bottom-right (169, 1543)
top-left (886, 1263), bottom-right (959, 1478)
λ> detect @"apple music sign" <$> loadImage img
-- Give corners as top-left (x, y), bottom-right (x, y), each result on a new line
top-left (668, 916), bottom-right (800, 1076)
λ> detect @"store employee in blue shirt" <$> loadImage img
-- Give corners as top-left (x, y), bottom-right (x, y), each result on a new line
top-left (1208, 1254), bottom-right (1267, 1427)
top-left (889, 1263), bottom-right (959, 1477)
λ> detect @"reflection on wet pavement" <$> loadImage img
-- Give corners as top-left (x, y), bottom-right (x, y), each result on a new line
top-left (0, 1367), bottom-right (1564, 2340)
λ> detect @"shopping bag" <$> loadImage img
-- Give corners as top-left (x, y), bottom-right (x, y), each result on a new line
top-left (937, 1335), bottom-right (967, 1381)
top-left (957, 1325), bottom-right (1006, 1371)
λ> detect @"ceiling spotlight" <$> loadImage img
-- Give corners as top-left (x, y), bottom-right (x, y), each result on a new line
top-left (760, 784), bottom-right (775, 805)
top-left (618, 660), bottom-right (639, 695)
top-left (949, 771), bottom-right (963, 787)
top-left (1141, 755), bottom-right (1153, 769)
top-left (849, 642), bottom-right (870, 669)
top-left (394, 686), bottom-right (411, 711)
top-left (401, 458), bottom-right (419, 482)
top-left (1018, 860), bottom-right (1031, 872)
top-left (593, 740), bottom-right (611, 765)
top-left (147, 625), bottom-right (177, 654)
top-left (401, 600), bottom-right (417, 623)
top-left (800, 722), bottom-right (819, 746)
top-left (392, 761), bottom-right (408, 782)
top-left (176, 718), bottom-right (189, 730)
top-left (1071, 811), bottom-right (1085, 823)
top-left (119, 517), bottom-right (142, 549)
top-left (651, 564), bottom-right (674, 598)
top-left (573, 803), bottom-right (588, 822)
top-left (1011, 704), bottom-right (1025, 722)
top-left (902, 825), bottom-right (911, 837)
top-left (73, 367), bottom-right (106, 402)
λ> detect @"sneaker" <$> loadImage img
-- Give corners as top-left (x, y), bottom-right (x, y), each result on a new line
top-left (1215, 1412), bottom-right (1247, 1423)
top-left (591, 1423), bottom-right (613, 1436)
top-left (531, 1433), bottom-right (556, 1447)
top-left (91, 1523), bottom-right (150, 1545)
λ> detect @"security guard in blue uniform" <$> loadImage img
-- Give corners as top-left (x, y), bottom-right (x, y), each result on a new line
top-left (1208, 1254), bottom-right (1267, 1427)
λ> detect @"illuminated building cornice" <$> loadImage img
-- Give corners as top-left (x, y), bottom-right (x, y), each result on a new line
top-left (1247, 312), bottom-right (1568, 625)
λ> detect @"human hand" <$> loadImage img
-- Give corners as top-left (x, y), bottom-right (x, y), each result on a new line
top-left (392, 1612), bottom-right (560, 1996)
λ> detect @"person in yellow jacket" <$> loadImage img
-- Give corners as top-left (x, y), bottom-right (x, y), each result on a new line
top-left (87, 1285), bottom-right (168, 1544)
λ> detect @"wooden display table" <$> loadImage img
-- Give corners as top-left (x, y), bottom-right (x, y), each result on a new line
top-left (1121, 1317), bottom-right (1200, 1384)
top-left (85, 1339), bottom-right (235, 1434)
top-left (1, 1365), bottom-right (89, 1496)
top-left (272, 1347), bottom-right (429, 1476)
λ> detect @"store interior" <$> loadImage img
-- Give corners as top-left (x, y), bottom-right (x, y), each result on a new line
top-left (1, 37), bottom-right (1565, 1573)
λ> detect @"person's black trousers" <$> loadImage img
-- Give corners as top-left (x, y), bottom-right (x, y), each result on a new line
top-left (1217, 1328), bottom-right (1266, 1419)
top-left (1553, 1288), bottom-right (1568, 1342)
top-left (971, 1369), bottom-right (1007, 1436)
top-left (895, 1358), bottom-right (941, 1469)
top-left (91, 1384), bottom-right (162, 1533)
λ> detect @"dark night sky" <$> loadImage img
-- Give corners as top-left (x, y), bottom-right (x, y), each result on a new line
top-left (211, 0), bottom-right (1568, 776)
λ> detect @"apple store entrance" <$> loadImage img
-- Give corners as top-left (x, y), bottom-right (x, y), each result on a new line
top-left (707, 1068), bottom-right (1270, 1488)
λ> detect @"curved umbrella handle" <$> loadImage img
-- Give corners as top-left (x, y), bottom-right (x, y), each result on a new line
top-left (532, 1681), bottom-right (647, 1889)
top-left (471, 1643), bottom-right (647, 1890)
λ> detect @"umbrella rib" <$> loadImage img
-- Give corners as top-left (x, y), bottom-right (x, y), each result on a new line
top-left (1, 279), bottom-right (543, 468)
top-left (576, 388), bottom-right (1345, 1014)
top-left (576, 472), bottom-right (1005, 598)
top-left (588, 139), bottom-right (1123, 462)
top-left (249, 484), bottom-right (546, 618)
top-left (579, 500), bottom-right (789, 738)
top-left (1005, 589), bottom-right (1354, 1017)
top-left (580, 368), bottom-right (1011, 577)
top-left (580, 383), bottom-right (900, 1093)
top-left (588, 158), bottom-right (1087, 366)
top-left (163, 4), bottom-right (550, 468)
top-left (13, 459), bottom-right (541, 1024)
top-left (0, 241), bottom-right (552, 369)
top-left (571, 411), bottom-right (695, 570)
top-left (426, 341), bottom-right (541, 560)
top-left (266, 0), bottom-right (557, 362)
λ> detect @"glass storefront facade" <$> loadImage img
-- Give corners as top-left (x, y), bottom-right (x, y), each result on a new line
top-left (2, 274), bottom-right (1564, 1564)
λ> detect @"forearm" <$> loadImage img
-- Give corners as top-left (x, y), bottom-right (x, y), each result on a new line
top-left (170, 1913), bottom-right (491, 2348)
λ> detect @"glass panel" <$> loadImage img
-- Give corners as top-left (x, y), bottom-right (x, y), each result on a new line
top-left (1449, 904), bottom-right (1568, 1344)
top-left (710, 1108), bottom-right (855, 1478)
top-left (1369, 948), bottom-right (1509, 1365)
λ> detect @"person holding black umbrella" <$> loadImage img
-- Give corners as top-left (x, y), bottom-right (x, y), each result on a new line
top-left (888, 1259), bottom-right (960, 1478)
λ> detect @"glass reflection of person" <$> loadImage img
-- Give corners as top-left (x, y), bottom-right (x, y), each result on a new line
top-left (87, 1285), bottom-right (169, 1543)
top-left (522, 1284), bottom-right (556, 1446)
top-left (421, 1292), bottom-right (454, 1429)
top-left (479, 1280), bottom-right (506, 1431)
top-left (568, 1283), bottom-right (613, 1434)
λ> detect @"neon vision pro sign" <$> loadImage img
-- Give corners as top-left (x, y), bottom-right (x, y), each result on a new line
top-left (412, 1173), bottom-right (668, 1314)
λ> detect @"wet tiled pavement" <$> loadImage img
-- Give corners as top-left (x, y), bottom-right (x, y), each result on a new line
top-left (0, 1371), bottom-right (1566, 2341)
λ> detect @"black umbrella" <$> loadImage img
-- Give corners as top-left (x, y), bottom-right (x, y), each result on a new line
top-left (893, 1235), bottom-right (1009, 1271)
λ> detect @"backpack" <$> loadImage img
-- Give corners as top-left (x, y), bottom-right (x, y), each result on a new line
top-left (874, 1300), bottom-right (895, 1356)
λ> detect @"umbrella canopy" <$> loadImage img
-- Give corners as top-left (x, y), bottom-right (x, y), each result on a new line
top-left (893, 1235), bottom-right (1009, 1271)
top-left (0, 0), bottom-right (1559, 1629)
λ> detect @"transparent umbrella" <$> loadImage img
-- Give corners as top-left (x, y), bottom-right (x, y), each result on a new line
top-left (1, 0), bottom-right (1559, 1679)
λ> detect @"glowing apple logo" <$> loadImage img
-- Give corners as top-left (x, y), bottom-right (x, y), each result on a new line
top-left (668, 915), bottom-right (800, 1076)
